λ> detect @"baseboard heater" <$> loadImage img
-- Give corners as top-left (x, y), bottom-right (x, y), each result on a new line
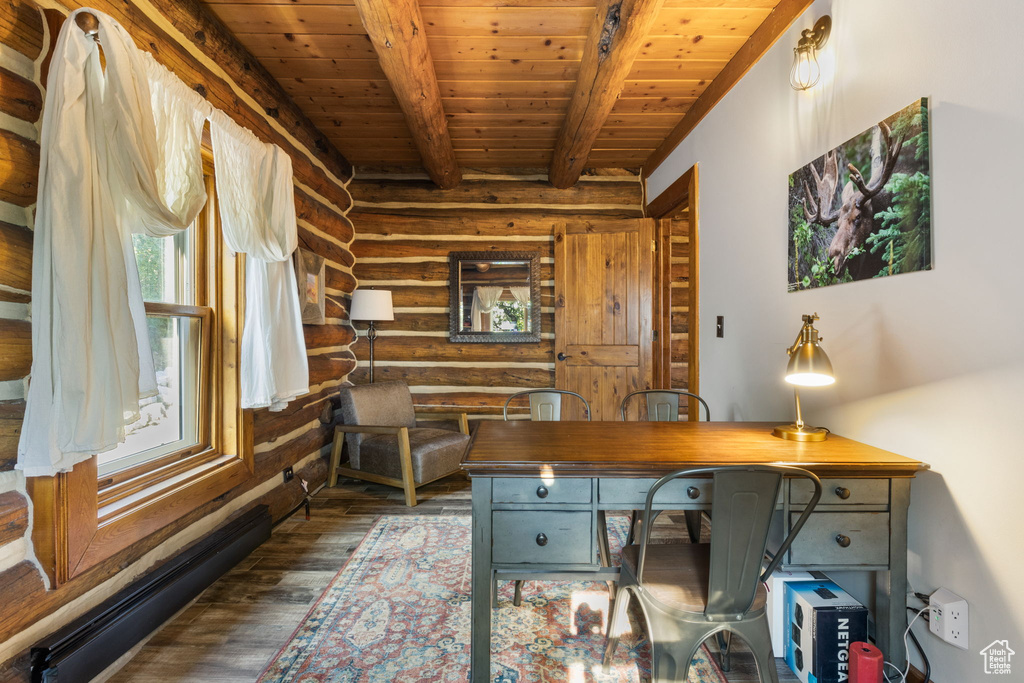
top-left (30, 505), bottom-right (272, 683)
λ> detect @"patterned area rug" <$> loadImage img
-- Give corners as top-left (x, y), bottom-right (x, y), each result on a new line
top-left (258, 515), bottom-right (727, 682)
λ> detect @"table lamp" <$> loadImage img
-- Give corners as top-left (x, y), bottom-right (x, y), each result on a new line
top-left (350, 289), bottom-right (394, 383)
top-left (773, 312), bottom-right (834, 441)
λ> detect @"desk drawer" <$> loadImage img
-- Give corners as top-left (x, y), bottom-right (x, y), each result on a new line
top-left (788, 512), bottom-right (889, 566)
top-left (493, 478), bottom-right (591, 504)
top-left (599, 478), bottom-right (712, 506)
top-left (791, 478), bottom-right (888, 506)
top-left (492, 511), bottom-right (593, 565)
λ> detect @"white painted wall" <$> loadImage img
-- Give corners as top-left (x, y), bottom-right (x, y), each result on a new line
top-left (647, 0), bottom-right (1024, 678)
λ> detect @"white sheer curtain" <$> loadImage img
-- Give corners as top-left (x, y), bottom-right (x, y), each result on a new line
top-left (509, 286), bottom-right (531, 306)
top-left (19, 9), bottom-right (211, 477)
top-left (471, 286), bottom-right (505, 331)
top-left (210, 110), bottom-right (308, 411)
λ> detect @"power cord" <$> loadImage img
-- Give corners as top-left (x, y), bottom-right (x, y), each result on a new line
top-left (884, 605), bottom-right (930, 683)
top-left (905, 605), bottom-right (932, 683)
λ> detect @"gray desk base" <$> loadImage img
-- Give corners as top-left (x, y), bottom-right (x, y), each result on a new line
top-left (469, 476), bottom-right (910, 682)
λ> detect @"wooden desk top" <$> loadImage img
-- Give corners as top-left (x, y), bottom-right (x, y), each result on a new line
top-left (462, 421), bottom-right (929, 478)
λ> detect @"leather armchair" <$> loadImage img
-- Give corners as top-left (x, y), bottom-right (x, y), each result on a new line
top-left (328, 380), bottom-right (470, 507)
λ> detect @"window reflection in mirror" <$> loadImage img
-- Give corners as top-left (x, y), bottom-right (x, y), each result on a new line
top-left (449, 252), bottom-right (541, 343)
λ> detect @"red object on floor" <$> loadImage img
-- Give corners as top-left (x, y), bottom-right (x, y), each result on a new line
top-left (850, 641), bottom-right (884, 683)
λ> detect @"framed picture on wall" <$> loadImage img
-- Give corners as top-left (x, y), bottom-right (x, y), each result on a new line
top-left (788, 97), bottom-right (932, 291)
top-left (294, 247), bottom-right (326, 325)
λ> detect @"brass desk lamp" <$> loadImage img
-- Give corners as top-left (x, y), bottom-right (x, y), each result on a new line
top-left (773, 313), bottom-right (834, 441)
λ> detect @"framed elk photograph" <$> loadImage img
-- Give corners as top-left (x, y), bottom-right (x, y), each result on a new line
top-left (788, 98), bottom-right (932, 291)
top-left (294, 247), bottom-right (326, 325)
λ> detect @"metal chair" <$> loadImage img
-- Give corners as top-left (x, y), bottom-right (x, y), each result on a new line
top-left (603, 465), bottom-right (822, 682)
top-left (502, 389), bottom-right (591, 421)
top-left (501, 389), bottom-right (591, 606)
top-left (619, 390), bottom-right (712, 544)
top-left (619, 389), bottom-right (710, 422)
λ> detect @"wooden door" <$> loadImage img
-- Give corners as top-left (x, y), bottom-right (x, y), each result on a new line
top-left (554, 219), bottom-right (655, 421)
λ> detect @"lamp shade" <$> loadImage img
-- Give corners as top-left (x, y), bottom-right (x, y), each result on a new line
top-left (785, 341), bottom-right (834, 386)
top-left (349, 289), bottom-right (394, 322)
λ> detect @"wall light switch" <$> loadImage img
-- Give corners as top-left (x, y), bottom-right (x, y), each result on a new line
top-left (716, 316), bottom-right (724, 338)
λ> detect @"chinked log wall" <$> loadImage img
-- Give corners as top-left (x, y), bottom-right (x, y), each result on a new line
top-left (349, 169), bottom-right (643, 417)
top-left (0, 0), bottom-right (356, 675)
top-left (670, 212), bottom-right (692, 393)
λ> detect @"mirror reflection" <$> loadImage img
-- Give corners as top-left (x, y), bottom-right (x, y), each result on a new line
top-left (449, 252), bottom-right (540, 343)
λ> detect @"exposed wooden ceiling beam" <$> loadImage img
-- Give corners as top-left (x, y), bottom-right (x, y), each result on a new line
top-left (353, 0), bottom-right (462, 188)
top-left (549, 0), bottom-right (666, 189)
top-left (641, 0), bottom-right (814, 178)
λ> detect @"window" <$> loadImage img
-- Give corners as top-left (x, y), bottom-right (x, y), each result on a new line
top-left (29, 154), bottom-right (252, 587)
top-left (97, 230), bottom-right (210, 477)
top-left (489, 297), bottom-right (529, 332)
top-left (95, 161), bottom-right (246, 499)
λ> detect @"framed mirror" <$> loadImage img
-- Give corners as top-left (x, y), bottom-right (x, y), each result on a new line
top-left (449, 251), bottom-right (541, 343)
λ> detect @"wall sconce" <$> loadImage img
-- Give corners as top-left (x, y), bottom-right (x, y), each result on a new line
top-left (790, 15), bottom-right (831, 91)
top-left (773, 313), bottom-right (834, 441)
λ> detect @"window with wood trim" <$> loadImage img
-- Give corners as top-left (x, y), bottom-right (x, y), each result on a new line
top-left (28, 154), bottom-right (254, 587)
top-left (97, 224), bottom-right (210, 478)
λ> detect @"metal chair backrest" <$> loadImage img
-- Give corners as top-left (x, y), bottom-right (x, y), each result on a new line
top-left (619, 390), bottom-right (711, 422)
top-left (636, 465), bottom-right (822, 617)
top-left (503, 389), bottom-right (591, 421)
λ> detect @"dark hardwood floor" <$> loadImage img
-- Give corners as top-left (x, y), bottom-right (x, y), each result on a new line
top-left (107, 473), bottom-right (798, 682)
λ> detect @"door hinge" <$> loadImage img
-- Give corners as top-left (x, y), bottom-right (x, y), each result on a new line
top-left (653, 329), bottom-right (659, 341)
top-left (652, 239), bottom-right (657, 252)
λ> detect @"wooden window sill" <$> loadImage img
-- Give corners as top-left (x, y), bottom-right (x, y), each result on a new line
top-left (98, 452), bottom-right (242, 525)
top-left (28, 448), bottom-right (252, 587)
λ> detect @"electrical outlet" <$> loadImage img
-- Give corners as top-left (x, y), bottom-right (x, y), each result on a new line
top-left (283, 467), bottom-right (294, 483)
top-left (929, 587), bottom-right (969, 649)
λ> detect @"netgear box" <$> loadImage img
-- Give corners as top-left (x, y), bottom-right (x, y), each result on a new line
top-left (784, 581), bottom-right (869, 683)
top-left (766, 570), bottom-right (820, 655)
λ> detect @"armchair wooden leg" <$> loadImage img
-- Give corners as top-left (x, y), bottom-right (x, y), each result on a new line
top-left (328, 428), bottom-right (344, 487)
top-left (397, 428), bottom-right (417, 507)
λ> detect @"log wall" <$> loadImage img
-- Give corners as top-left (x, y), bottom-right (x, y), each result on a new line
top-left (670, 212), bottom-right (692, 399)
top-left (349, 169), bottom-right (643, 417)
top-left (0, 0), bottom-right (356, 675)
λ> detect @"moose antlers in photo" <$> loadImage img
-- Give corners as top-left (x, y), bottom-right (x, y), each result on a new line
top-left (802, 122), bottom-right (907, 274)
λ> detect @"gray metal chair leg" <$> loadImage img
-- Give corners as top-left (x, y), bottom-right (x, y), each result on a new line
top-left (731, 614), bottom-right (780, 683)
top-left (716, 630), bottom-right (732, 671)
top-left (595, 510), bottom-right (616, 599)
top-left (684, 509), bottom-right (703, 543)
top-left (644, 608), bottom-right (708, 683)
top-left (626, 510), bottom-right (640, 545)
top-left (628, 509), bottom-right (663, 545)
top-left (596, 510), bottom-right (611, 566)
top-left (602, 585), bottom-right (633, 671)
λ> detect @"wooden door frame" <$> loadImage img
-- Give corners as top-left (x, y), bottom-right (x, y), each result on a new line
top-left (646, 164), bottom-right (700, 420)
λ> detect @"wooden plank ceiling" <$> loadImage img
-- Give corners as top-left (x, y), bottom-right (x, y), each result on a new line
top-left (203, 0), bottom-right (787, 179)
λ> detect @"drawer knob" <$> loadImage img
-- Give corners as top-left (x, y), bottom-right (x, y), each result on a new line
top-left (834, 486), bottom-right (851, 500)
top-left (686, 486), bottom-right (701, 500)
top-left (536, 485), bottom-right (549, 499)
top-left (835, 534), bottom-right (852, 548)
top-left (535, 533), bottom-right (548, 547)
